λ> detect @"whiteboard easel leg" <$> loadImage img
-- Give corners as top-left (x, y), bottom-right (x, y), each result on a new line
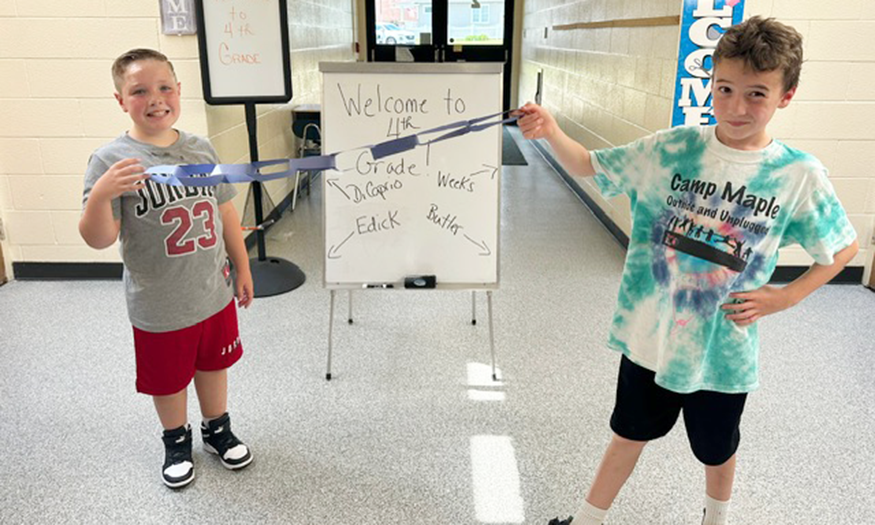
top-left (292, 171), bottom-right (301, 211)
top-left (348, 290), bottom-right (354, 324)
top-left (471, 291), bottom-right (477, 325)
top-left (327, 290), bottom-right (336, 381)
top-left (488, 290), bottom-right (497, 381)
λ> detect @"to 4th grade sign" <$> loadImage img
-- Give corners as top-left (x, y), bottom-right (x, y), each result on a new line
top-left (671, 0), bottom-right (745, 127)
top-left (195, 0), bottom-right (292, 104)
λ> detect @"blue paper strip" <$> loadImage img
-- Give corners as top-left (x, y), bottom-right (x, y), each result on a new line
top-left (146, 110), bottom-right (517, 187)
top-left (371, 135), bottom-right (419, 160)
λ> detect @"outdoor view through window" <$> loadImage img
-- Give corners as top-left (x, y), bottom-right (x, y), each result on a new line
top-left (375, 0), bottom-right (504, 46)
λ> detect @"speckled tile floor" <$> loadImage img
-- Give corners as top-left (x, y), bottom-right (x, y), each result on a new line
top-left (1, 128), bottom-right (873, 524)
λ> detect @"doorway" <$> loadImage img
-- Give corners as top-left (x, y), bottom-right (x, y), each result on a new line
top-left (0, 242), bottom-right (6, 286)
top-left (869, 251), bottom-right (875, 290)
top-left (365, 0), bottom-right (514, 113)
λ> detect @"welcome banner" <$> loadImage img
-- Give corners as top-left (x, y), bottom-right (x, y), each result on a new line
top-left (671, 0), bottom-right (746, 127)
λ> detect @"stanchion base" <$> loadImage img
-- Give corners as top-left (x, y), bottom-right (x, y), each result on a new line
top-left (250, 257), bottom-right (305, 297)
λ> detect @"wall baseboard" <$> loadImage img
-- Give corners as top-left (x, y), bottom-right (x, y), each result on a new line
top-left (8, 164), bottom-right (863, 284)
top-left (769, 265), bottom-right (862, 284)
top-left (14, 262), bottom-right (123, 280)
top-left (530, 140), bottom-right (863, 285)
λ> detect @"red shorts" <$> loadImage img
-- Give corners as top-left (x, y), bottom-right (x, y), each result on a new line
top-left (133, 300), bottom-right (242, 396)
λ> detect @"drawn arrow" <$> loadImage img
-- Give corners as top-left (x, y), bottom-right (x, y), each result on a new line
top-left (327, 230), bottom-right (355, 259)
top-left (326, 178), bottom-right (352, 201)
top-left (471, 164), bottom-right (499, 180)
top-left (464, 234), bottom-right (492, 256)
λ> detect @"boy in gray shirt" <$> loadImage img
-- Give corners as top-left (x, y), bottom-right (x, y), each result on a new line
top-left (80, 48), bottom-right (254, 488)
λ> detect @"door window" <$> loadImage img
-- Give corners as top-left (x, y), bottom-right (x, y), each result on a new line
top-left (375, 0), bottom-right (432, 46)
top-left (448, 1), bottom-right (504, 46)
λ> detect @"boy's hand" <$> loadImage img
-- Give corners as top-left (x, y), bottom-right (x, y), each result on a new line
top-left (515, 102), bottom-right (559, 141)
top-left (722, 285), bottom-right (794, 326)
top-left (235, 267), bottom-right (254, 308)
top-left (93, 158), bottom-right (149, 200)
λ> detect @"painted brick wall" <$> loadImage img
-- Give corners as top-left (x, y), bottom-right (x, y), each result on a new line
top-left (0, 0), bottom-right (355, 278)
top-left (519, 0), bottom-right (874, 281)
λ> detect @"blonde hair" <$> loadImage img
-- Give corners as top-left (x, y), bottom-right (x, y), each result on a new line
top-left (713, 16), bottom-right (803, 93)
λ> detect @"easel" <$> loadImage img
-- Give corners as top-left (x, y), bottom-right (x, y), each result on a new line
top-left (319, 63), bottom-right (503, 384)
top-left (325, 288), bottom-right (497, 381)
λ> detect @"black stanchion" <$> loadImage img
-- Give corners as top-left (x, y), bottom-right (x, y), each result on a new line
top-left (244, 102), bottom-right (305, 297)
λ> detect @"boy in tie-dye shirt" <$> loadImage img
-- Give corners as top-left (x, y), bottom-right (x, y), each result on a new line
top-left (518, 17), bottom-right (858, 525)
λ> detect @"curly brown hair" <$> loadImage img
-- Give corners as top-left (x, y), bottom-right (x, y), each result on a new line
top-left (713, 16), bottom-right (803, 93)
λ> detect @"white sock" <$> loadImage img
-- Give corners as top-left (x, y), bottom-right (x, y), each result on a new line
top-left (702, 495), bottom-right (730, 525)
top-left (574, 500), bottom-right (608, 525)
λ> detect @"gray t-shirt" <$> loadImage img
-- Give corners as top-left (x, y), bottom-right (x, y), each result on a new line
top-left (83, 131), bottom-right (237, 332)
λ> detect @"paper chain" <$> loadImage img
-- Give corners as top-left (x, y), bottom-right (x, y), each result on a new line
top-left (146, 110), bottom-right (518, 187)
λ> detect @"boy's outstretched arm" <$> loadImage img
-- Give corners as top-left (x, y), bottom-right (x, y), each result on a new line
top-left (79, 158), bottom-right (149, 249)
top-left (219, 201), bottom-right (253, 308)
top-left (723, 240), bottom-right (859, 326)
top-left (516, 102), bottom-right (596, 178)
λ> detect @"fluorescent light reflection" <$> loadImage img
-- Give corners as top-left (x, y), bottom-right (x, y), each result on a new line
top-left (467, 362), bottom-right (504, 387)
top-left (470, 435), bottom-right (525, 523)
top-left (467, 389), bottom-right (506, 401)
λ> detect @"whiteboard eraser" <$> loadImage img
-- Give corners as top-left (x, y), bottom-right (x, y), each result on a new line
top-left (404, 275), bottom-right (436, 289)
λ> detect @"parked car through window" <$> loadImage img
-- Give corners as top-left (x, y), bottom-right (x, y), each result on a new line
top-left (376, 23), bottom-right (417, 45)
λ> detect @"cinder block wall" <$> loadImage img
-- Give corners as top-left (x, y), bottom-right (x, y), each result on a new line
top-left (519, 0), bottom-right (874, 282)
top-left (0, 0), bottom-right (355, 278)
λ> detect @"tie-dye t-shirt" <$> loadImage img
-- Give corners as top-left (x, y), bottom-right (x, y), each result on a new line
top-left (590, 125), bottom-right (856, 394)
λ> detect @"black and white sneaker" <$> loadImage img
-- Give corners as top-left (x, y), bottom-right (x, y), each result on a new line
top-left (548, 517), bottom-right (573, 525)
top-left (201, 413), bottom-right (253, 470)
top-left (161, 424), bottom-right (194, 488)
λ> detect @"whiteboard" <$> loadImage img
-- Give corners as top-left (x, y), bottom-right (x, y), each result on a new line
top-left (195, 0), bottom-right (292, 104)
top-left (321, 62), bottom-right (502, 289)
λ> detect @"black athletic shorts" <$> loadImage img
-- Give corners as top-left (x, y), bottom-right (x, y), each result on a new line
top-left (609, 354), bottom-right (748, 466)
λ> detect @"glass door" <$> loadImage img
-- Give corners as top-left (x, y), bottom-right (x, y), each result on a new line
top-left (368, 0), bottom-right (438, 63)
top-left (442, 0), bottom-right (512, 111)
top-left (367, 0), bottom-right (514, 112)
